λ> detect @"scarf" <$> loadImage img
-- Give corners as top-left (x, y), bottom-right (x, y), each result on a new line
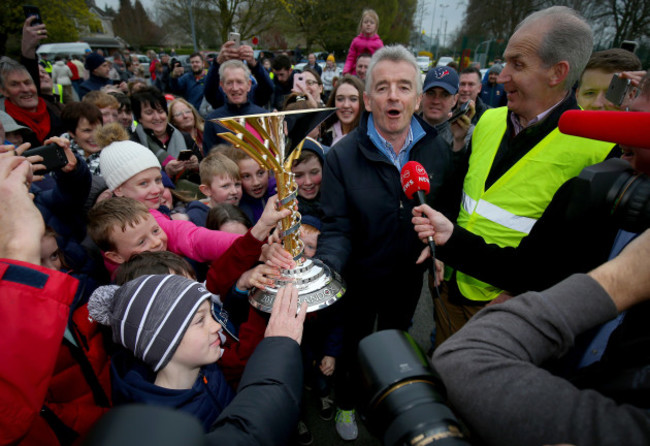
top-left (5, 97), bottom-right (50, 143)
top-left (134, 123), bottom-right (187, 162)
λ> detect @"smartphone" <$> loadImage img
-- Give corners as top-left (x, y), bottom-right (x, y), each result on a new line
top-left (23, 143), bottom-right (68, 174)
top-left (605, 74), bottom-right (631, 107)
top-left (621, 40), bottom-right (639, 54)
top-left (293, 74), bottom-right (306, 91)
top-left (177, 150), bottom-right (193, 161)
top-left (448, 101), bottom-right (470, 123)
top-left (23, 5), bottom-right (43, 25)
top-left (229, 32), bottom-right (241, 49)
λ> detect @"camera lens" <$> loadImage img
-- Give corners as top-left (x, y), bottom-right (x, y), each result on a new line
top-left (358, 330), bottom-right (470, 446)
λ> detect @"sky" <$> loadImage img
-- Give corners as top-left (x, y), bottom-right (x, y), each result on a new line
top-left (417, 0), bottom-right (467, 47)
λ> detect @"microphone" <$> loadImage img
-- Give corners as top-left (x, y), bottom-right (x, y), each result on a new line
top-left (558, 110), bottom-right (650, 149)
top-left (400, 161), bottom-right (436, 268)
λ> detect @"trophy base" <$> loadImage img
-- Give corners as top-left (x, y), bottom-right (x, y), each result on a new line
top-left (249, 257), bottom-right (346, 313)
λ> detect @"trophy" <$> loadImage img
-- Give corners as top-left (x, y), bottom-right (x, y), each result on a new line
top-left (216, 109), bottom-right (345, 313)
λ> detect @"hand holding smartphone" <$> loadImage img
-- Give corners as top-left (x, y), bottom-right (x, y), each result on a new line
top-left (23, 143), bottom-right (68, 174)
top-left (448, 101), bottom-right (470, 123)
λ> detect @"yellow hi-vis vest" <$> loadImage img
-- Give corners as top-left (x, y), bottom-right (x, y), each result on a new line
top-left (455, 107), bottom-right (614, 301)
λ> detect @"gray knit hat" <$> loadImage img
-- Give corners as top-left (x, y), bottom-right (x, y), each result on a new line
top-left (99, 140), bottom-right (161, 190)
top-left (88, 275), bottom-right (214, 372)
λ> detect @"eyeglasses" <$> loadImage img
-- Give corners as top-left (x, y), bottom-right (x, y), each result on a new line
top-left (172, 110), bottom-right (193, 118)
top-left (305, 80), bottom-right (319, 86)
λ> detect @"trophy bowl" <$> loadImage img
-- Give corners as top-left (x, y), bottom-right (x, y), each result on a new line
top-left (216, 108), bottom-right (346, 313)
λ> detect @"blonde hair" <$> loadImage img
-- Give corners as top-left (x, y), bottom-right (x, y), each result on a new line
top-left (169, 98), bottom-right (204, 133)
top-left (358, 8), bottom-right (379, 34)
top-left (199, 151), bottom-right (241, 185)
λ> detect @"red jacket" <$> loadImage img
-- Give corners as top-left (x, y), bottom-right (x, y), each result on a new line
top-left (0, 259), bottom-right (111, 445)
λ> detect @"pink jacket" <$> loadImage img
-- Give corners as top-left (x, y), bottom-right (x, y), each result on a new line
top-left (343, 33), bottom-right (384, 75)
top-left (151, 209), bottom-right (241, 261)
top-left (103, 209), bottom-right (242, 278)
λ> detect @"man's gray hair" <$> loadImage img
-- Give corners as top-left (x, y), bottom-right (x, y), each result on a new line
top-left (365, 45), bottom-right (422, 94)
top-left (0, 57), bottom-right (30, 90)
top-left (218, 59), bottom-right (251, 80)
top-left (515, 6), bottom-right (593, 89)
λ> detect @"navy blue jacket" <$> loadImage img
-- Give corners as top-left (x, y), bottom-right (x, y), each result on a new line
top-left (203, 101), bottom-right (267, 154)
top-left (186, 200), bottom-right (210, 227)
top-left (111, 349), bottom-right (235, 432)
top-left (479, 81), bottom-right (507, 108)
top-left (316, 111), bottom-right (457, 279)
top-left (34, 153), bottom-right (105, 283)
top-left (79, 74), bottom-right (112, 99)
top-left (170, 71), bottom-right (207, 111)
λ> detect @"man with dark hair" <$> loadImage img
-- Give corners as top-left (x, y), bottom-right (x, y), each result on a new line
top-left (458, 66), bottom-right (489, 124)
top-left (271, 55), bottom-right (296, 110)
top-left (204, 40), bottom-right (273, 111)
top-left (170, 52), bottom-right (207, 111)
top-left (576, 48), bottom-right (643, 111)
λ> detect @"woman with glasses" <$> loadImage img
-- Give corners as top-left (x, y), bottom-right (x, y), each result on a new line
top-left (169, 98), bottom-right (205, 156)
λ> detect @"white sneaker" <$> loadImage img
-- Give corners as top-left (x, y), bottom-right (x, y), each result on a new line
top-left (335, 408), bottom-right (358, 441)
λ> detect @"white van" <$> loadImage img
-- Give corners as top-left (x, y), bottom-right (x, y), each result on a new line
top-left (37, 42), bottom-right (92, 58)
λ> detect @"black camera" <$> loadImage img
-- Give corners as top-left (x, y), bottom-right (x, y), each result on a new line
top-left (358, 330), bottom-right (470, 446)
top-left (570, 158), bottom-right (650, 233)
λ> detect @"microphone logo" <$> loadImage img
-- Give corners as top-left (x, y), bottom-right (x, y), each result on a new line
top-left (416, 164), bottom-right (426, 175)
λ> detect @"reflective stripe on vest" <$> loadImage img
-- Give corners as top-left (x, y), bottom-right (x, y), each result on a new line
top-left (455, 106), bottom-right (615, 301)
top-left (462, 191), bottom-right (537, 234)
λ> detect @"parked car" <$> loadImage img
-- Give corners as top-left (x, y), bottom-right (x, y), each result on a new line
top-left (416, 56), bottom-right (432, 73)
top-left (36, 42), bottom-right (91, 59)
top-left (436, 56), bottom-right (454, 67)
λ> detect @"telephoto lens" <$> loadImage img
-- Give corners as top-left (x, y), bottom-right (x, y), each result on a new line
top-left (358, 330), bottom-right (470, 446)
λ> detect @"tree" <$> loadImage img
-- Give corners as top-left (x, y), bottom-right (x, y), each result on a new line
top-left (0, 0), bottom-right (101, 55)
top-left (157, 0), bottom-right (282, 49)
top-left (275, 0), bottom-right (416, 54)
top-left (113, 0), bottom-right (163, 49)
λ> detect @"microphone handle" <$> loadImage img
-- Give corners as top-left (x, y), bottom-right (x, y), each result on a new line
top-left (416, 190), bottom-right (437, 274)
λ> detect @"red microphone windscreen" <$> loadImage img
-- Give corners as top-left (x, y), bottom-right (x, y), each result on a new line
top-left (400, 161), bottom-right (430, 199)
top-left (558, 110), bottom-right (650, 149)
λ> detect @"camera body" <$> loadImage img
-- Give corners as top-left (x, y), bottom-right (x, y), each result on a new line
top-left (358, 330), bottom-right (470, 446)
top-left (569, 158), bottom-right (650, 233)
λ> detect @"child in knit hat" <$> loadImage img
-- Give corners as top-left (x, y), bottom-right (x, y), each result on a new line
top-left (88, 275), bottom-right (306, 431)
top-left (92, 128), bottom-right (295, 285)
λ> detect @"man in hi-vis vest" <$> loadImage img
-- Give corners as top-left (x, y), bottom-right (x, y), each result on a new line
top-left (421, 6), bottom-right (618, 348)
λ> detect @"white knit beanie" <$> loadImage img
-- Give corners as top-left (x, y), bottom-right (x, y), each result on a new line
top-left (99, 140), bottom-right (161, 190)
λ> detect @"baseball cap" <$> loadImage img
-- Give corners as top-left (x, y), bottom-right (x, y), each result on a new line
top-left (423, 66), bottom-right (459, 95)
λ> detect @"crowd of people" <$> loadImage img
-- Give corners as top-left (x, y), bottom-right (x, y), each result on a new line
top-left (1, 5), bottom-right (649, 446)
